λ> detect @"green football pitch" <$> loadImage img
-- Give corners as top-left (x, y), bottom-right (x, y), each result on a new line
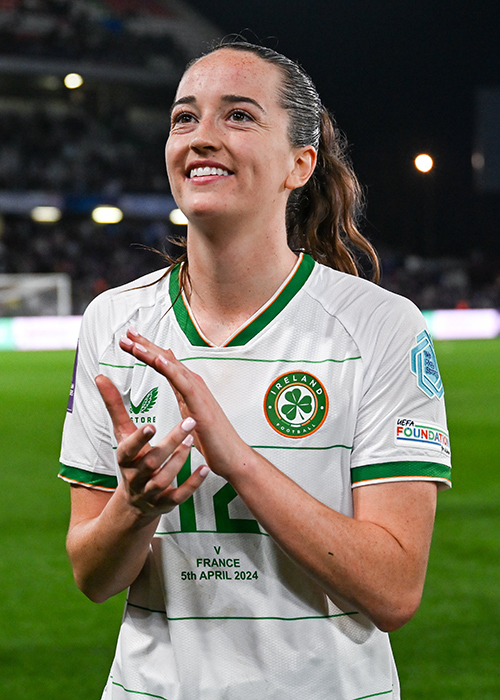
top-left (0, 340), bottom-right (499, 699)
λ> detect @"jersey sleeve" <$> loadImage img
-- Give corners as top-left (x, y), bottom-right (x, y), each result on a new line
top-left (58, 294), bottom-right (119, 491)
top-left (349, 294), bottom-right (452, 489)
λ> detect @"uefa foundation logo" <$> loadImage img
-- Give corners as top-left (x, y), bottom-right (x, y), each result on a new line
top-left (264, 371), bottom-right (329, 438)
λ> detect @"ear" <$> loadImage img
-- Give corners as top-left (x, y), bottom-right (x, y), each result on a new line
top-left (284, 145), bottom-right (317, 191)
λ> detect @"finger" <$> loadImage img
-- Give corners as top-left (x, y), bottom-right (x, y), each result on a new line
top-left (122, 415), bottom-right (196, 495)
top-left (119, 328), bottom-right (165, 361)
top-left (119, 329), bottom-right (181, 379)
top-left (142, 432), bottom-right (196, 496)
top-left (118, 337), bottom-right (197, 414)
top-left (117, 333), bottom-right (217, 442)
top-left (122, 330), bottom-right (185, 370)
top-left (95, 375), bottom-right (137, 443)
top-left (153, 351), bottom-right (197, 393)
top-left (154, 353), bottom-right (213, 421)
top-left (132, 463), bottom-right (210, 516)
top-left (127, 326), bottom-right (161, 352)
top-left (137, 417), bottom-right (197, 492)
top-left (153, 354), bottom-right (244, 474)
top-left (117, 328), bottom-right (200, 432)
top-left (152, 465), bottom-right (211, 508)
top-left (116, 423), bottom-right (156, 470)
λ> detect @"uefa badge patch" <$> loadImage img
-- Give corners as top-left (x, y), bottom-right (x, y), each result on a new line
top-left (410, 330), bottom-right (444, 399)
top-left (264, 371), bottom-right (329, 438)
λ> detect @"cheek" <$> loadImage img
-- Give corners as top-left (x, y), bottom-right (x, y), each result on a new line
top-left (164, 140), bottom-right (181, 187)
top-left (164, 139), bottom-right (173, 171)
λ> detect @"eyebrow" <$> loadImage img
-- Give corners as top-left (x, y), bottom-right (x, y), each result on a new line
top-left (170, 94), bottom-right (266, 114)
top-left (222, 95), bottom-right (266, 112)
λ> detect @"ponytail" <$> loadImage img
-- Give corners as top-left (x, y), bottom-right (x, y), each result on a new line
top-left (287, 109), bottom-right (380, 282)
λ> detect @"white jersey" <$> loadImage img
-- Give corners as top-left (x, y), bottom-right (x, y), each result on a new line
top-left (60, 253), bottom-right (451, 700)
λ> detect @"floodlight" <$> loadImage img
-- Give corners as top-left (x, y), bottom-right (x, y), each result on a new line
top-left (64, 73), bottom-right (83, 89)
top-left (169, 208), bottom-right (188, 225)
top-left (92, 206), bottom-right (123, 224)
top-left (31, 206), bottom-right (62, 222)
top-left (415, 154), bottom-right (434, 172)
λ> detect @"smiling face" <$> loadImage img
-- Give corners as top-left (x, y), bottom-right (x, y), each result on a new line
top-left (165, 49), bottom-right (315, 229)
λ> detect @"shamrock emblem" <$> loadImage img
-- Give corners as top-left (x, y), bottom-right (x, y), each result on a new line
top-left (282, 388), bottom-right (313, 422)
top-left (265, 371), bottom-right (328, 438)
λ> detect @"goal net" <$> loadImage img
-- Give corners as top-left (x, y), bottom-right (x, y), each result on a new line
top-left (0, 273), bottom-right (72, 317)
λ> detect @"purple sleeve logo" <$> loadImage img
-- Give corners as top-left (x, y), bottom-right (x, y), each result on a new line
top-left (67, 344), bottom-right (79, 413)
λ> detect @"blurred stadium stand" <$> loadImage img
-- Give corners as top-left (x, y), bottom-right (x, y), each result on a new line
top-left (0, 0), bottom-right (498, 315)
top-left (0, 0), bottom-right (217, 313)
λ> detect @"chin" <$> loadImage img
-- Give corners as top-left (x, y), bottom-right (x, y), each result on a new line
top-left (187, 205), bottom-right (232, 222)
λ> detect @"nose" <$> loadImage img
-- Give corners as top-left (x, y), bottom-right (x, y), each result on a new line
top-left (189, 117), bottom-right (221, 153)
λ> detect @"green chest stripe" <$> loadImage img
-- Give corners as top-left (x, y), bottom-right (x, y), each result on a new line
top-left (178, 355), bottom-right (361, 364)
top-left (126, 600), bottom-right (359, 622)
top-left (99, 356), bottom-right (360, 369)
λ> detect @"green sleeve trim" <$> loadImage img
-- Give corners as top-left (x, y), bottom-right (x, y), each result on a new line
top-left (351, 461), bottom-right (452, 486)
top-left (58, 464), bottom-right (118, 490)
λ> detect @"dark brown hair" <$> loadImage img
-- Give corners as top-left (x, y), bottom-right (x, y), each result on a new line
top-left (163, 40), bottom-right (380, 282)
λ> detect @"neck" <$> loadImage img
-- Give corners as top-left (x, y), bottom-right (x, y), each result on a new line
top-left (183, 220), bottom-right (297, 345)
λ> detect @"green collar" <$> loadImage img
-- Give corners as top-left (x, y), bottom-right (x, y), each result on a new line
top-left (169, 253), bottom-right (315, 348)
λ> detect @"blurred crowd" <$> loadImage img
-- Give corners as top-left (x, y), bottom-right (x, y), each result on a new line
top-left (0, 215), bottom-right (180, 314)
top-left (0, 0), bottom-right (186, 68)
top-left (379, 248), bottom-right (500, 311)
top-left (0, 0), bottom-right (498, 316)
top-left (1, 214), bottom-right (499, 315)
top-left (0, 101), bottom-right (498, 314)
top-left (0, 106), bottom-right (168, 194)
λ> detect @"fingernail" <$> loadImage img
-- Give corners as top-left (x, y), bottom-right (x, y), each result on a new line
top-left (128, 326), bottom-right (139, 337)
top-left (120, 336), bottom-right (133, 347)
top-left (135, 343), bottom-right (148, 354)
top-left (157, 355), bottom-right (168, 366)
top-left (181, 417), bottom-right (196, 431)
top-left (144, 425), bottom-right (155, 437)
top-left (182, 434), bottom-right (194, 447)
top-left (199, 466), bottom-right (210, 478)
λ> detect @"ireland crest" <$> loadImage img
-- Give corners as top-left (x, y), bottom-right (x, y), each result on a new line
top-left (264, 371), bottom-right (329, 438)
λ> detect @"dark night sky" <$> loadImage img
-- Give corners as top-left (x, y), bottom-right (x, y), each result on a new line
top-left (186, 0), bottom-right (500, 258)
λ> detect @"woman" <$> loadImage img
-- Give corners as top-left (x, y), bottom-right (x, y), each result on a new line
top-left (59, 41), bottom-right (452, 700)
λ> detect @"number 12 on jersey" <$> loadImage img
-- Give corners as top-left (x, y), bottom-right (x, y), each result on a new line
top-left (177, 455), bottom-right (261, 534)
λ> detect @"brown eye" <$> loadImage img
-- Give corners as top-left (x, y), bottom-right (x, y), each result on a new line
top-left (172, 112), bottom-right (196, 125)
top-left (229, 110), bottom-right (252, 122)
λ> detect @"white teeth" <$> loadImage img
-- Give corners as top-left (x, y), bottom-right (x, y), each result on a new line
top-left (189, 167), bottom-right (230, 178)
